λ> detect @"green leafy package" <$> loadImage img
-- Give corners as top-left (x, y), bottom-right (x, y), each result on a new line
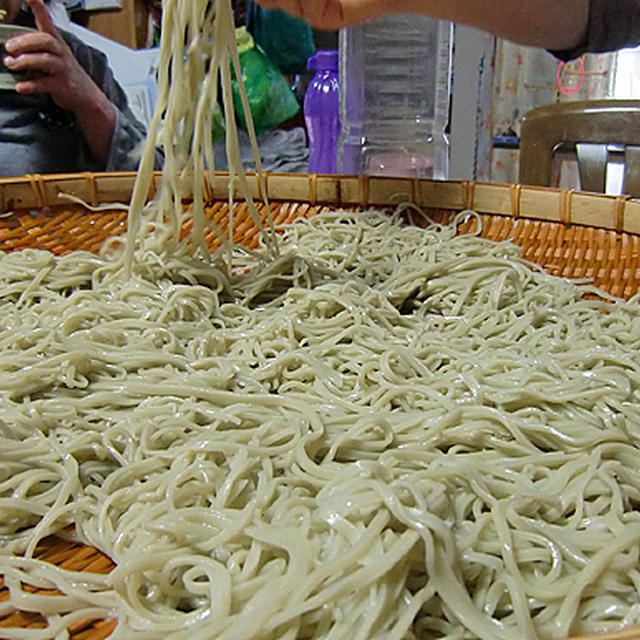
top-left (231, 27), bottom-right (300, 135)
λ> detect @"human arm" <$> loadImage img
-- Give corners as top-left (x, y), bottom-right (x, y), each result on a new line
top-left (65, 34), bottom-right (163, 172)
top-left (253, 0), bottom-right (590, 52)
top-left (3, 0), bottom-right (116, 168)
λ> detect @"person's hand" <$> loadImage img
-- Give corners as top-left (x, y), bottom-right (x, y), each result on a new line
top-left (2, 0), bottom-right (116, 166)
top-left (3, 0), bottom-right (107, 116)
top-left (252, 0), bottom-right (397, 30)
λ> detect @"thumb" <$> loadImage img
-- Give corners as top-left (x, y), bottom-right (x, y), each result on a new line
top-left (25, 0), bottom-right (61, 39)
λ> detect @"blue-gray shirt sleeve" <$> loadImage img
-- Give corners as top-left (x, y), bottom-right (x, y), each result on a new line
top-left (550, 0), bottom-right (640, 61)
top-left (62, 30), bottom-right (163, 171)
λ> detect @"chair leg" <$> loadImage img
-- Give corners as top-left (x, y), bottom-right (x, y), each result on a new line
top-left (576, 143), bottom-right (608, 193)
top-left (623, 146), bottom-right (640, 198)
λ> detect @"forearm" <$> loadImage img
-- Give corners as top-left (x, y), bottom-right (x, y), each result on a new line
top-left (74, 91), bottom-right (116, 169)
top-left (388, 0), bottom-right (589, 50)
top-left (255, 0), bottom-right (590, 51)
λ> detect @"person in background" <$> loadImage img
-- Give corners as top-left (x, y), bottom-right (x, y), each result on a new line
top-left (250, 0), bottom-right (640, 61)
top-left (0, 0), bottom-right (162, 176)
top-left (245, 0), bottom-right (316, 78)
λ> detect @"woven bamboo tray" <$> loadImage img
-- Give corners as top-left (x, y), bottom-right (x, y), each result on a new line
top-left (1, 171), bottom-right (640, 640)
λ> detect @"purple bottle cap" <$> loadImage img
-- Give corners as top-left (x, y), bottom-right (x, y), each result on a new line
top-left (307, 50), bottom-right (339, 72)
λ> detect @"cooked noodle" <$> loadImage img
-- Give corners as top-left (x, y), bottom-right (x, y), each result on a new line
top-left (3, 208), bottom-right (640, 639)
top-left (1, 0), bottom-right (640, 639)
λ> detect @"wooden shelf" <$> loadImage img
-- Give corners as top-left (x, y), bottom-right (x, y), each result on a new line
top-left (73, 0), bottom-right (150, 49)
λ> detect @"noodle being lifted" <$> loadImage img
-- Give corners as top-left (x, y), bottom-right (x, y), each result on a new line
top-left (2, 1), bottom-right (640, 640)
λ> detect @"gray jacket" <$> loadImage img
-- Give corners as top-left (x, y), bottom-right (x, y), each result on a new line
top-left (552, 0), bottom-right (640, 61)
top-left (0, 10), bottom-right (162, 176)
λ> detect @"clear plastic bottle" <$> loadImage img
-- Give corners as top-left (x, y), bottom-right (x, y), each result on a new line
top-left (338, 15), bottom-right (453, 179)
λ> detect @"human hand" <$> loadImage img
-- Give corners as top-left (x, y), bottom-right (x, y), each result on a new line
top-left (3, 0), bottom-right (116, 166)
top-left (252, 0), bottom-right (397, 30)
top-left (3, 0), bottom-right (106, 116)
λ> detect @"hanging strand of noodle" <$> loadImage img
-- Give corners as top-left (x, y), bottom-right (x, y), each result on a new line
top-left (123, 0), bottom-right (277, 277)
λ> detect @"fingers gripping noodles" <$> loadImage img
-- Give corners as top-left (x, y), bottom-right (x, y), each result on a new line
top-left (2, 1), bottom-right (640, 639)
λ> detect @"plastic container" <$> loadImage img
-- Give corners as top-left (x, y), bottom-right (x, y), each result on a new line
top-left (304, 50), bottom-right (340, 174)
top-left (338, 16), bottom-right (452, 179)
top-left (0, 25), bottom-right (37, 90)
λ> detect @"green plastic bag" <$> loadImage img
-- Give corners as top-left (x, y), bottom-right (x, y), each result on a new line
top-left (231, 27), bottom-right (300, 135)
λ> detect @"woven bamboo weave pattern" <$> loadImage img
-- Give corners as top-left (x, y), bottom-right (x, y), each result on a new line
top-left (0, 537), bottom-right (116, 639)
top-left (2, 173), bottom-right (640, 640)
top-left (2, 199), bottom-right (640, 299)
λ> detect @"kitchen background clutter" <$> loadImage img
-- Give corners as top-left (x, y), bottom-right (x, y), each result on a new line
top-left (36, 1), bottom-right (640, 190)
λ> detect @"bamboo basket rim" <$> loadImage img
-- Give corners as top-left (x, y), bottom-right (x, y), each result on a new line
top-left (2, 171), bottom-right (640, 640)
top-left (1, 171), bottom-right (640, 237)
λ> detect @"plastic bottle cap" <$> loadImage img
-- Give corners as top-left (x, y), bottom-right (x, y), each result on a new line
top-left (307, 50), bottom-right (339, 73)
top-left (235, 26), bottom-right (255, 54)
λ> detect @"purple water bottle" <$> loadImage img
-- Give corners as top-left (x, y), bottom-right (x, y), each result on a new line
top-left (304, 50), bottom-right (340, 174)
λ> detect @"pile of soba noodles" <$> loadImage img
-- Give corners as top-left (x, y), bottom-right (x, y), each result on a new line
top-left (2, 1), bottom-right (640, 639)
